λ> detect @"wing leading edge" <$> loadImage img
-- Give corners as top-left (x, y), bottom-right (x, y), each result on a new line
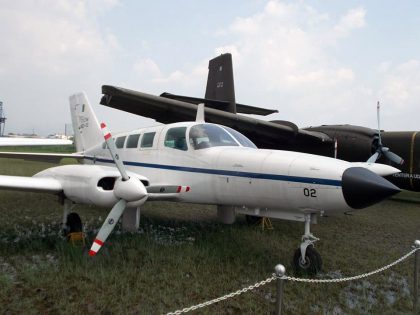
top-left (0, 175), bottom-right (62, 193)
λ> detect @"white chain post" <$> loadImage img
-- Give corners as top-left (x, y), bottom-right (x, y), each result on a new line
top-left (414, 240), bottom-right (420, 312)
top-left (275, 264), bottom-right (285, 315)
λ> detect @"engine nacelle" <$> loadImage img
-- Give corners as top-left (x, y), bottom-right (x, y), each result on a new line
top-left (34, 165), bottom-right (149, 207)
top-left (304, 125), bottom-right (377, 161)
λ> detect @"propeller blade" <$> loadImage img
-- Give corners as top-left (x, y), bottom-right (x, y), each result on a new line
top-left (146, 185), bottom-right (191, 194)
top-left (376, 101), bottom-right (382, 146)
top-left (89, 199), bottom-right (127, 256)
top-left (100, 122), bottom-right (129, 181)
top-left (334, 138), bottom-right (338, 159)
top-left (383, 150), bottom-right (404, 165)
top-left (367, 151), bottom-right (380, 163)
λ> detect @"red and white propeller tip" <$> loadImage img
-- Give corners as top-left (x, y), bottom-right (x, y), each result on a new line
top-left (89, 238), bottom-right (104, 256)
top-left (177, 186), bottom-right (190, 193)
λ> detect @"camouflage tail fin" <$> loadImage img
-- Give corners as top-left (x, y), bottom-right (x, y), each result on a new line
top-left (205, 53), bottom-right (237, 113)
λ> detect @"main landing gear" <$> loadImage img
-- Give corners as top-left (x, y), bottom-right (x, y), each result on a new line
top-left (61, 199), bottom-right (85, 246)
top-left (293, 214), bottom-right (322, 275)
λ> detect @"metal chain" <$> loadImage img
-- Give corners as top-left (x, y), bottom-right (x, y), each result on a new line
top-left (165, 276), bottom-right (276, 315)
top-left (166, 247), bottom-right (419, 314)
top-left (281, 247), bottom-right (419, 283)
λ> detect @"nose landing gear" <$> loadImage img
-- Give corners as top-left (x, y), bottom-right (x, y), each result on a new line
top-left (293, 213), bottom-right (322, 275)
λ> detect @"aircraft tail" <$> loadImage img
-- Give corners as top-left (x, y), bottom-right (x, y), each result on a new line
top-left (158, 53), bottom-right (277, 116)
top-left (205, 53), bottom-right (237, 113)
top-left (69, 92), bottom-right (103, 152)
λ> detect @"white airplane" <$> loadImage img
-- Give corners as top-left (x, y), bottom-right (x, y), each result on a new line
top-left (0, 93), bottom-right (401, 274)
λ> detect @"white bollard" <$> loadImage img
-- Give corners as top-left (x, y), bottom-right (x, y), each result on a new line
top-left (414, 240), bottom-right (420, 312)
top-left (275, 264), bottom-right (286, 315)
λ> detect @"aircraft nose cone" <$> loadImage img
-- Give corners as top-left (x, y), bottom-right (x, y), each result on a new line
top-left (342, 167), bottom-right (401, 209)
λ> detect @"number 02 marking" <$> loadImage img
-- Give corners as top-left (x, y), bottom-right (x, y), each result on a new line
top-left (303, 188), bottom-right (317, 197)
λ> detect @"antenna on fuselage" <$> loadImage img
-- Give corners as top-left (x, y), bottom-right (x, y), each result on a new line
top-left (196, 103), bottom-right (205, 122)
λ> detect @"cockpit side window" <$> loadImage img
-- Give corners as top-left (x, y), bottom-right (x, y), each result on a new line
top-left (189, 124), bottom-right (238, 150)
top-left (165, 127), bottom-right (188, 151)
top-left (222, 126), bottom-right (257, 148)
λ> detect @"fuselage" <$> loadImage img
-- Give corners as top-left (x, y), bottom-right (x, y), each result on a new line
top-left (82, 122), bottom-right (363, 216)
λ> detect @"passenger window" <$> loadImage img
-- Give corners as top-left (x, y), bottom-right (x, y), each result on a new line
top-left (165, 127), bottom-right (188, 151)
top-left (126, 134), bottom-right (140, 148)
top-left (115, 136), bottom-right (126, 149)
top-left (141, 132), bottom-right (155, 148)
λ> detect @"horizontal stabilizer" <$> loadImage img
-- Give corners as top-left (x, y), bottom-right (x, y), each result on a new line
top-left (160, 93), bottom-right (278, 116)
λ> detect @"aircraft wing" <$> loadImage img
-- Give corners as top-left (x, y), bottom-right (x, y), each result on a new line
top-left (100, 85), bottom-right (332, 149)
top-left (0, 152), bottom-right (84, 163)
top-left (0, 137), bottom-right (72, 146)
top-left (0, 175), bottom-right (62, 193)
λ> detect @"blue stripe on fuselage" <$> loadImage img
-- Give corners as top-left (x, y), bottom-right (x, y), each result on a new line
top-left (84, 156), bottom-right (342, 187)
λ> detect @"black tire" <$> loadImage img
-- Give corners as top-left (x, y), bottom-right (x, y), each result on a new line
top-left (65, 212), bottom-right (83, 235)
top-left (293, 245), bottom-right (322, 276)
top-left (245, 215), bottom-right (261, 225)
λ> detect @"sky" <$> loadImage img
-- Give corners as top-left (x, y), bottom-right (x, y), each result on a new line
top-left (0, 0), bottom-right (419, 136)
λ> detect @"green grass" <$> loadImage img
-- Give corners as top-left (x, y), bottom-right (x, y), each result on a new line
top-left (0, 155), bottom-right (419, 314)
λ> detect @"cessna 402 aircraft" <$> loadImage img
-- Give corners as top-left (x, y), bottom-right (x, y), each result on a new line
top-left (0, 93), bottom-right (401, 274)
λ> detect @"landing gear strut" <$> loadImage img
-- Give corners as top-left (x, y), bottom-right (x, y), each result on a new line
top-left (65, 212), bottom-right (83, 234)
top-left (293, 213), bottom-right (322, 275)
top-left (62, 199), bottom-right (82, 236)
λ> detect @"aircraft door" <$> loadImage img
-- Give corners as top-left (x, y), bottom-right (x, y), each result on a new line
top-left (213, 149), bottom-right (260, 206)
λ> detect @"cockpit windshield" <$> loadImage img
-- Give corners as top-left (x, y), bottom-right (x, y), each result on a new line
top-left (189, 124), bottom-right (238, 150)
top-left (222, 126), bottom-right (257, 149)
top-left (189, 124), bottom-right (257, 150)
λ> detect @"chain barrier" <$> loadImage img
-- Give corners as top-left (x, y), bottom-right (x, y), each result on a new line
top-left (281, 246), bottom-right (419, 283)
top-left (166, 246), bottom-right (419, 314)
top-left (166, 276), bottom-right (276, 315)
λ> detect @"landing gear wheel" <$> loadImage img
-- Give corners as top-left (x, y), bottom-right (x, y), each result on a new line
top-left (293, 245), bottom-right (322, 276)
top-left (245, 215), bottom-right (261, 225)
top-left (64, 212), bottom-right (83, 236)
